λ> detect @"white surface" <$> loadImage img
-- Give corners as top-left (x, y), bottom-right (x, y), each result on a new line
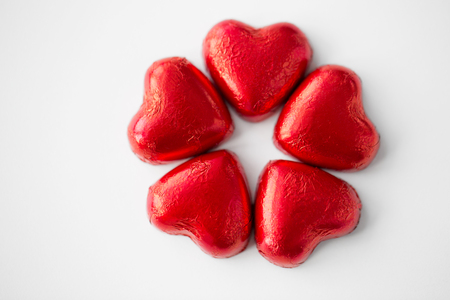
top-left (1, 0), bottom-right (449, 299)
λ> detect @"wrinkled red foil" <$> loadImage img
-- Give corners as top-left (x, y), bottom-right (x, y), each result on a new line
top-left (128, 57), bottom-right (233, 164)
top-left (274, 65), bottom-right (380, 171)
top-left (147, 150), bottom-right (252, 258)
top-left (203, 20), bottom-right (312, 122)
top-left (255, 160), bottom-right (362, 268)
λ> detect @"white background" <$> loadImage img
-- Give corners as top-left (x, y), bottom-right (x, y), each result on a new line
top-left (1, 0), bottom-right (449, 299)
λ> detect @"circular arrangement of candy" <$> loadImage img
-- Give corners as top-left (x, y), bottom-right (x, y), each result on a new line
top-left (128, 20), bottom-right (380, 268)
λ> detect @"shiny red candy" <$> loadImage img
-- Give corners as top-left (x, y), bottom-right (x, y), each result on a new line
top-left (147, 150), bottom-right (252, 258)
top-left (274, 65), bottom-right (380, 171)
top-left (203, 20), bottom-right (312, 122)
top-left (255, 160), bottom-right (362, 268)
top-left (128, 57), bottom-right (233, 164)
top-left (131, 21), bottom-right (378, 265)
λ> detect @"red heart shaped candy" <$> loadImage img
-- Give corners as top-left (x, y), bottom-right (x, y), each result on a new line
top-left (203, 20), bottom-right (312, 122)
top-left (128, 57), bottom-right (233, 164)
top-left (147, 150), bottom-right (252, 258)
top-left (255, 160), bottom-right (362, 268)
top-left (274, 65), bottom-right (380, 171)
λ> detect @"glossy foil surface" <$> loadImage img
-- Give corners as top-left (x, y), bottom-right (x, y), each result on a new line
top-left (128, 57), bottom-right (233, 164)
top-left (255, 160), bottom-right (362, 268)
top-left (203, 20), bottom-right (312, 122)
top-left (274, 65), bottom-right (380, 171)
top-left (148, 150), bottom-right (252, 258)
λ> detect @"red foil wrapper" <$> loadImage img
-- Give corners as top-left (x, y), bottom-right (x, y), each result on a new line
top-left (255, 160), bottom-right (362, 268)
top-left (203, 20), bottom-right (312, 122)
top-left (128, 57), bottom-right (233, 164)
top-left (274, 65), bottom-right (380, 171)
top-left (147, 150), bottom-right (252, 258)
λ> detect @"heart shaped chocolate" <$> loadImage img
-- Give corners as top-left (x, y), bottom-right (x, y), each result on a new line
top-left (274, 65), bottom-right (380, 171)
top-left (255, 160), bottom-right (362, 268)
top-left (147, 150), bottom-right (252, 258)
top-left (128, 57), bottom-right (233, 164)
top-left (203, 20), bottom-right (312, 122)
